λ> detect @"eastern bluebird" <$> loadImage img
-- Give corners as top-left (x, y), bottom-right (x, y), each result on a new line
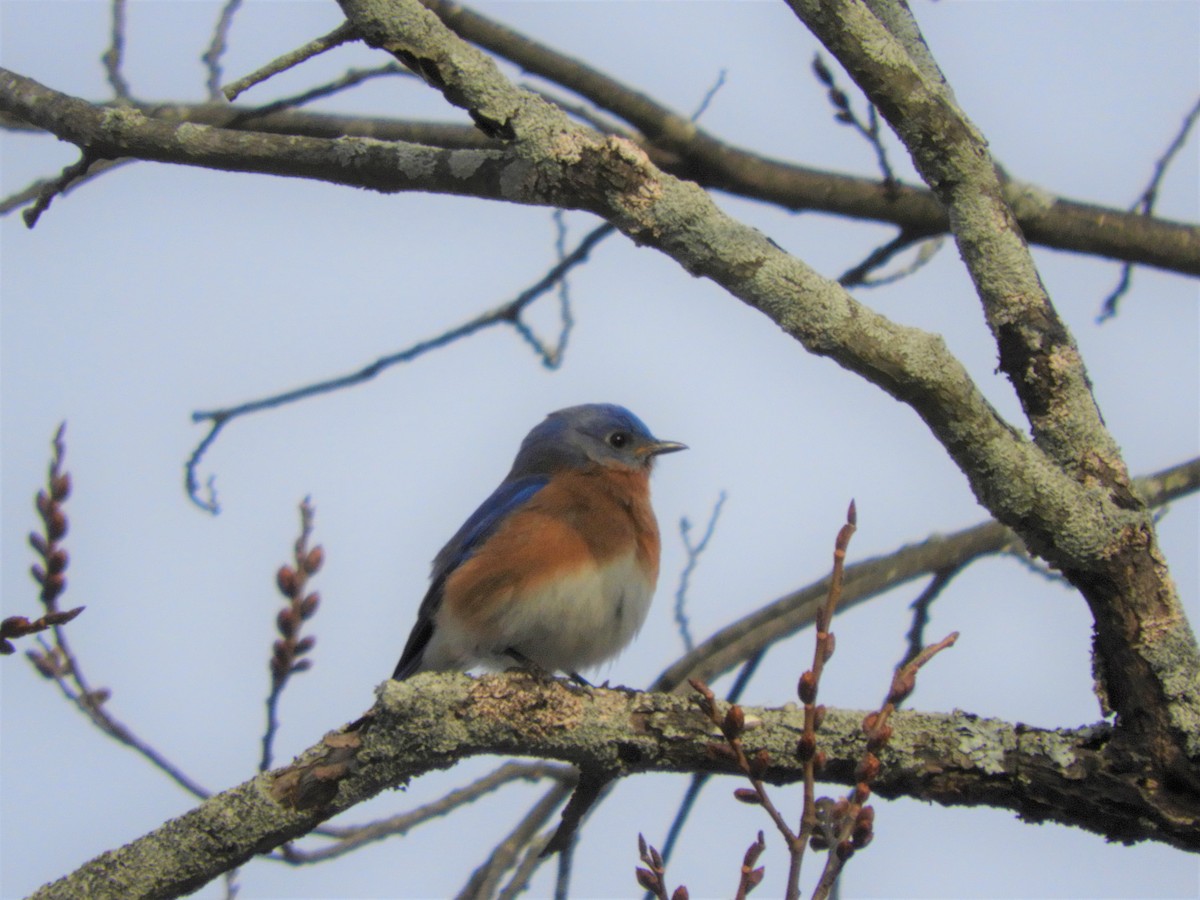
top-left (393, 404), bottom-right (685, 681)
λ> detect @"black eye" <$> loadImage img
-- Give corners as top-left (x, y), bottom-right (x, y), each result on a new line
top-left (608, 431), bottom-right (630, 449)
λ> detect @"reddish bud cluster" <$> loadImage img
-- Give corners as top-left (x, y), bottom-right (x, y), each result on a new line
top-left (29, 437), bottom-right (72, 611)
top-left (636, 834), bottom-right (687, 900)
top-left (10, 424), bottom-right (82, 656)
top-left (268, 501), bottom-right (324, 690)
top-left (738, 831), bottom-right (766, 895)
top-left (1, 607), bottom-right (83, 656)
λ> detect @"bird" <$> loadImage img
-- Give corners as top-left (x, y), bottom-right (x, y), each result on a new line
top-left (393, 403), bottom-right (686, 682)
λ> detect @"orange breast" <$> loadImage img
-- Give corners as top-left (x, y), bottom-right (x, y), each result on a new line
top-left (443, 466), bottom-right (661, 636)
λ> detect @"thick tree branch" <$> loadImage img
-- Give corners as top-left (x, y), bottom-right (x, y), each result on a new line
top-left (28, 673), bottom-right (1200, 900)
top-left (414, 0), bottom-right (1200, 276)
top-left (789, 0), bottom-right (1114, 478)
top-left (0, 68), bottom-right (515, 201)
top-left (657, 455), bottom-right (1200, 693)
top-left (786, 0), bottom-right (1200, 782)
top-left (4, 92), bottom-right (1198, 274)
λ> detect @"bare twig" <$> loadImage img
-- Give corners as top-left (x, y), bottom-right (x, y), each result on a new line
top-left (223, 21), bottom-right (359, 101)
top-left (22, 151), bottom-right (106, 228)
top-left (673, 492), bottom-right (727, 653)
top-left (812, 54), bottom-right (895, 187)
top-left (276, 762), bottom-right (569, 864)
top-left (899, 567), bottom-right (958, 671)
top-left (511, 209), bottom-right (583, 370)
top-left (202, 0), bottom-right (245, 101)
top-left (541, 767), bottom-right (611, 856)
top-left (100, 0), bottom-right (131, 100)
top-left (839, 232), bottom-right (944, 288)
top-left (1098, 94), bottom-right (1200, 321)
top-left (227, 64), bottom-right (409, 128)
top-left (1, 159), bottom-right (132, 218)
top-left (261, 499), bottom-right (323, 772)
top-left (457, 779), bottom-right (571, 899)
top-left (691, 69), bottom-right (727, 122)
top-left (185, 221), bottom-right (614, 512)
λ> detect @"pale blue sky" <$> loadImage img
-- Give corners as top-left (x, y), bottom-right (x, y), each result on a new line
top-left (2, 2), bottom-right (1198, 898)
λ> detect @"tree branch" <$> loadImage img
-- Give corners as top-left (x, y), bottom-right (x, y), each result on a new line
top-left (786, 0), bottom-right (1200, 780)
top-left (653, 456), bottom-right (1200, 693)
top-left (3, 88), bottom-right (1197, 274)
top-left (415, 0), bottom-right (1200, 275)
top-left (28, 673), bottom-right (1200, 900)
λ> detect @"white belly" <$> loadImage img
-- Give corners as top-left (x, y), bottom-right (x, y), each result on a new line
top-left (428, 551), bottom-right (654, 675)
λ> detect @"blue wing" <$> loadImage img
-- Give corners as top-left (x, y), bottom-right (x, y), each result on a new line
top-left (393, 475), bottom-right (549, 679)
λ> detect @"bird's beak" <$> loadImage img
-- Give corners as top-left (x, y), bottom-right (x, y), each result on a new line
top-left (641, 440), bottom-right (688, 458)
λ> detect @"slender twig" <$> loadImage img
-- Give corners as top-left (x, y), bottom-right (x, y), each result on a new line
top-left (811, 54), bottom-right (895, 187)
top-left (261, 499), bottom-right (323, 772)
top-left (1, 159), bottom-right (132, 218)
top-left (100, 0), bottom-right (131, 100)
top-left (838, 229), bottom-right (923, 287)
top-left (899, 567), bottom-right (958, 671)
top-left (839, 232), bottom-right (944, 288)
top-left (223, 22), bottom-right (359, 101)
top-left (674, 491), bottom-right (728, 653)
top-left (1099, 95), bottom-right (1200, 322)
top-left (510, 209), bottom-right (584, 369)
top-left (541, 767), bottom-right (610, 856)
top-left (457, 779), bottom-right (572, 899)
top-left (691, 69), bottom-right (727, 122)
top-left (185, 222), bottom-right (614, 512)
top-left (32, 636), bottom-right (211, 798)
top-left (277, 762), bottom-right (570, 864)
top-left (21, 152), bottom-right (105, 228)
top-left (202, 0), bottom-right (245, 101)
top-left (655, 647), bottom-right (764, 889)
top-left (227, 64), bottom-right (409, 128)
top-left (551, 840), bottom-right (573, 900)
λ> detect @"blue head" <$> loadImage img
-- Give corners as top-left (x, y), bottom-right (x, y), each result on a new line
top-left (509, 404), bottom-right (686, 477)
